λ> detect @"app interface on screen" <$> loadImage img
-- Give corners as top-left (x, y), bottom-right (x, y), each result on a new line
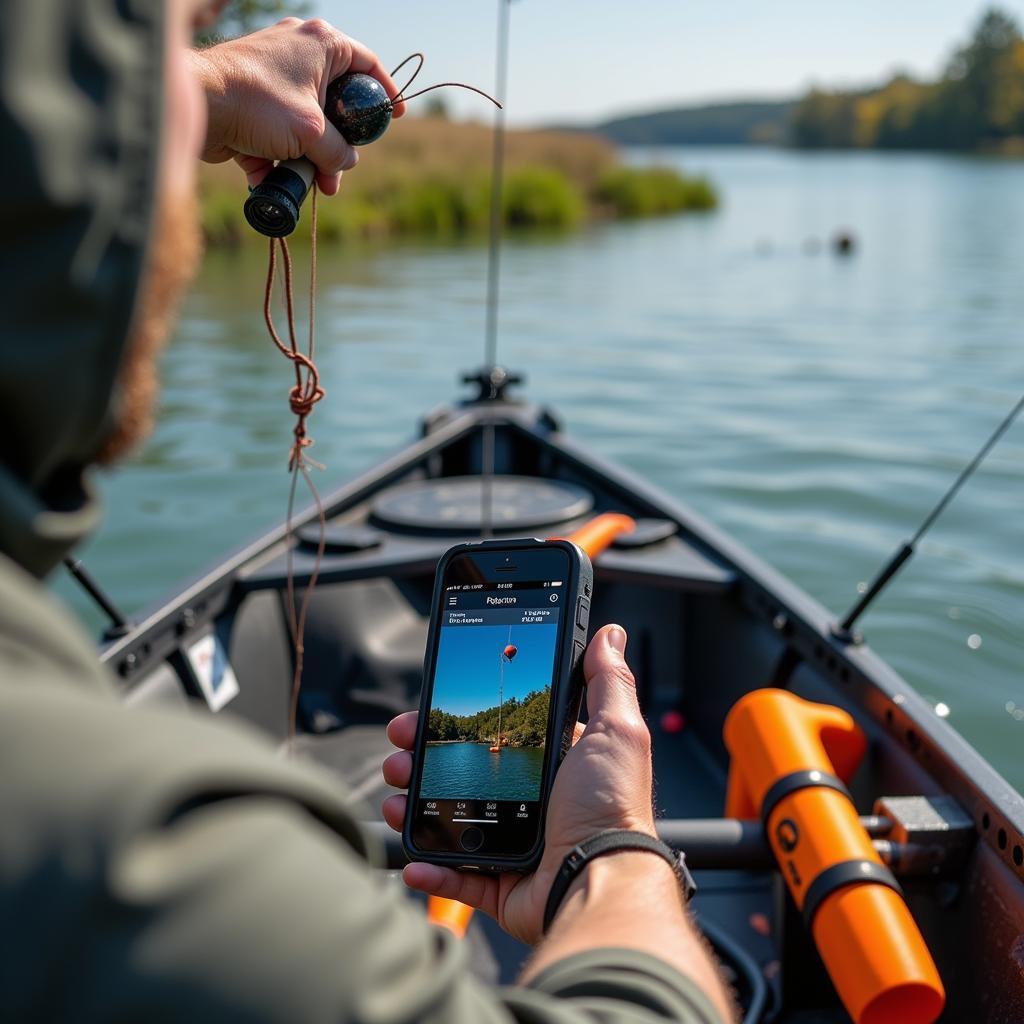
top-left (414, 578), bottom-right (564, 853)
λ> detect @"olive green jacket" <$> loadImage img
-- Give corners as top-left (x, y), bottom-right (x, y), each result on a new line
top-left (0, 555), bottom-right (723, 1022)
top-left (0, 2), bottom-right (721, 1021)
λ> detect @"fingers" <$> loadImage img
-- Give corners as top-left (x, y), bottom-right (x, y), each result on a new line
top-left (345, 36), bottom-right (406, 117)
top-left (386, 711), bottom-right (418, 751)
top-left (302, 116), bottom-right (358, 185)
top-left (234, 153), bottom-right (275, 189)
top-left (315, 170), bottom-right (342, 196)
top-left (582, 624), bottom-right (643, 725)
top-left (382, 793), bottom-right (406, 832)
top-left (304, 20), bottom-right (404, 120)
top-left (402, 863), bottom-right (500, 918)
top-left (383, 714), bottom-right (416, 832)
top-left (382, 750), bottom-right (412, 789)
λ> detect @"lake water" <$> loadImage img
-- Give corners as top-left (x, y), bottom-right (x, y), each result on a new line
top-left (420, 743), bottom-right (545, 801)
top-left (55, 146), bottom-right (1024, 792)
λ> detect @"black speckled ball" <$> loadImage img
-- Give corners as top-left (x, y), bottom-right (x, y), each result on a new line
top-left (325, 73), bottom-right (393, 146)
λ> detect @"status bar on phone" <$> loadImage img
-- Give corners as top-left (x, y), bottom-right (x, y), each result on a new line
top-left (445, 579), bottom-right (559, 592)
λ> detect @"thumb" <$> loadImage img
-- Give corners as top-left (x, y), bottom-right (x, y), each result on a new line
top-left (582, 624), bottom-right (642, 723)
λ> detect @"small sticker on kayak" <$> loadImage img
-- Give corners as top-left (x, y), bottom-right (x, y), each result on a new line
top-left (186, 632), bottom-right (240, 712)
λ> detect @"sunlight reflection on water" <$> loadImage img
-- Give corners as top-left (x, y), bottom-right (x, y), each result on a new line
top-left (57, 147), bottom-right (1024, 791)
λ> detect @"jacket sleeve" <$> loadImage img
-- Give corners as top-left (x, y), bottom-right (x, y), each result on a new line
top-left (0, 682), bottom-right (723, 1024)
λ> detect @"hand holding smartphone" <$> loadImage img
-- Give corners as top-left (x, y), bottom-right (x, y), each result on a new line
top-left (382, 572), bottom-right (728, 1016)
top-left (402, 539), bottom-right (592, 873)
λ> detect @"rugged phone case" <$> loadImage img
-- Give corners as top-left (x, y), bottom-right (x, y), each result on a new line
top-left (402, 537), bottom-right (593, 873)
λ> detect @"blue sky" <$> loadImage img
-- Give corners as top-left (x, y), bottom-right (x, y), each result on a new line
top-left (432, 622), bottom-right (557, 716)
top-left (316, 2), bottom-right (1024, 125)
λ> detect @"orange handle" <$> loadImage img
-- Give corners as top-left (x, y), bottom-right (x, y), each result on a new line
top-left (724, 689), bottom-right (944, 1024)
top-left (554, 512), bottom-right (635, 559)
top-left (427, 895), bottom-right (475, 937)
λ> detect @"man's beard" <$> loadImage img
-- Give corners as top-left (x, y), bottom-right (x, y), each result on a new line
top-left (96, 188), bottom-right (203, 465)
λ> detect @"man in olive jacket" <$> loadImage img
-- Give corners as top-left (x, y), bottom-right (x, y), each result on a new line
top-left (0, 1), bottom-right (732, 1021)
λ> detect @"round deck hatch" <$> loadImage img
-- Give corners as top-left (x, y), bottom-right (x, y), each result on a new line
top-left (371, 476), bottom-right (594, 535)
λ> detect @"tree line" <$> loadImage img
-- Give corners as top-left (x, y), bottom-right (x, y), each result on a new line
top-left (792, 9), bottom-right (1024, 151)
top-left (428, 688), bottom-right (551, 748)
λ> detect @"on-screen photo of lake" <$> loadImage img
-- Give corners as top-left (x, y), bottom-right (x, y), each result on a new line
top-left (420, 742), bottom-right (545, 801)
top-left (419, 622), bottom-right (555, 801)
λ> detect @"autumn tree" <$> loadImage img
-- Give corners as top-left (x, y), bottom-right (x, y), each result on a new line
top-left (791, 7), bottom-right (1024, 151)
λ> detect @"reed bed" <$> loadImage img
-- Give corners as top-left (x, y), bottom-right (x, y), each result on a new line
top-left (199, 117), bottom-right (717, 246)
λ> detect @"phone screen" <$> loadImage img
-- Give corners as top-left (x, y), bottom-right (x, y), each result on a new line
top-left (413, 568), bottom-right (569, 857)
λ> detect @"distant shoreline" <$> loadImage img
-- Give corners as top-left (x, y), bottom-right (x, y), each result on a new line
top-left (580, 12), bottom-right (1024, 157)
top-left (425, 739), bottom-right (545, 749)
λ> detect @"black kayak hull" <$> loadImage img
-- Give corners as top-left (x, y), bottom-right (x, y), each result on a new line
top-left (96, 391), bottom-right (1024, 1022)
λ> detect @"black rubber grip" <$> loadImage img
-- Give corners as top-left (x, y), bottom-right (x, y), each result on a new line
top-left (801, 859), bottom-right (903, 928)
top-left (760, 769), bottom-right (852, 825)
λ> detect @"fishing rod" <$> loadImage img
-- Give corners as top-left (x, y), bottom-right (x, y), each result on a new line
top-left (832, 390), bottom-right (1024, 644)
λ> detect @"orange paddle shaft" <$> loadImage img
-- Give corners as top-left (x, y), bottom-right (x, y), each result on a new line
top-left (724, 689), bottom-right (944, 1024)
top-left (427, 514), bottom-right (636, 937)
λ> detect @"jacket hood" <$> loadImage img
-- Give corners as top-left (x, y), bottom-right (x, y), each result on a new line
top-left (0, 0), bottom-right (163, 577)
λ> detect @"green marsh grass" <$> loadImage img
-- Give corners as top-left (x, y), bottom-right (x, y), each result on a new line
top-left (199, 117), bottom-right (716, 246)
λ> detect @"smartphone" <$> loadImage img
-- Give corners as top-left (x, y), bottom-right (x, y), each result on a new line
top-left (403, 538), bottom-right (593, 873)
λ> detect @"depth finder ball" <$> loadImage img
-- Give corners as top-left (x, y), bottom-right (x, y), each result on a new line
top-left (325, 73), bottom-right (393, 146)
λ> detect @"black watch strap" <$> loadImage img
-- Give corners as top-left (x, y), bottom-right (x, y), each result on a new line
top-left (542, 830), bottom-right (696, 934)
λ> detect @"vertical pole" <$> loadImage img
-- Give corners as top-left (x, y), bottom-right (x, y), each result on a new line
top-left (480, 0), bottom-right (512, 539)
top-left (484, 0), bottom-right (511, 372)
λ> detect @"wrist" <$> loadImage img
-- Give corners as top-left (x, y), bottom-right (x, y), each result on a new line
top-left (550, 846), bottom-right (685, 935)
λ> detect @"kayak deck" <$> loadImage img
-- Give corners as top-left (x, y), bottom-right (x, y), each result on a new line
top-left (107, 392), bottom-right (1024, 1021)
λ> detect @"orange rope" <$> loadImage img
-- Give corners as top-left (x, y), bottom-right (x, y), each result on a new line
top-left (263, 186), bottom-right (327, 746)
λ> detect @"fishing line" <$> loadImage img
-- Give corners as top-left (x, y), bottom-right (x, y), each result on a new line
top-left (263, 185), bottom-right (327, 746)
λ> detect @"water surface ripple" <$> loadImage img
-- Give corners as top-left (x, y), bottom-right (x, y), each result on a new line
top-left (420, 743), bottom-right (544, 802)
top-left (56, 147), bottom-right (1024, 792)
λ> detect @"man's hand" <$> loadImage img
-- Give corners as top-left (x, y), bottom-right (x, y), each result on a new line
top-left (189, 18), bottom-right (406, 195)
top-left (382, 624), bottom-right (659, 947)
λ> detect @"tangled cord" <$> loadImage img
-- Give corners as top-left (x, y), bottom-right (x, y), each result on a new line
top-left (263, 185), bottom-right (327, 746)
top-left (335, 52), bottom-right (501, 129)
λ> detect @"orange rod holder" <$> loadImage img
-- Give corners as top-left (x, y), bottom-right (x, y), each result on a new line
top-left (427, 514), bottom-right (636, 939)
top-left (553, 512), bottom-right (636, 559)
top-left (724, 689), bottom-right (944, 1024)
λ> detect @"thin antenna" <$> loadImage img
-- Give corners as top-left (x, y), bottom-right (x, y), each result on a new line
top-left (484, 0), bottom-right (511, 371)
top-left (835, 390), bottom-right (1024, 641)
top-left (480, 0), bottom-right (513, 538)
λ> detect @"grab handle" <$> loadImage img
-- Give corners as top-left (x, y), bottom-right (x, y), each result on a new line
top-left (724, 689), bottom-right (944, 1024)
